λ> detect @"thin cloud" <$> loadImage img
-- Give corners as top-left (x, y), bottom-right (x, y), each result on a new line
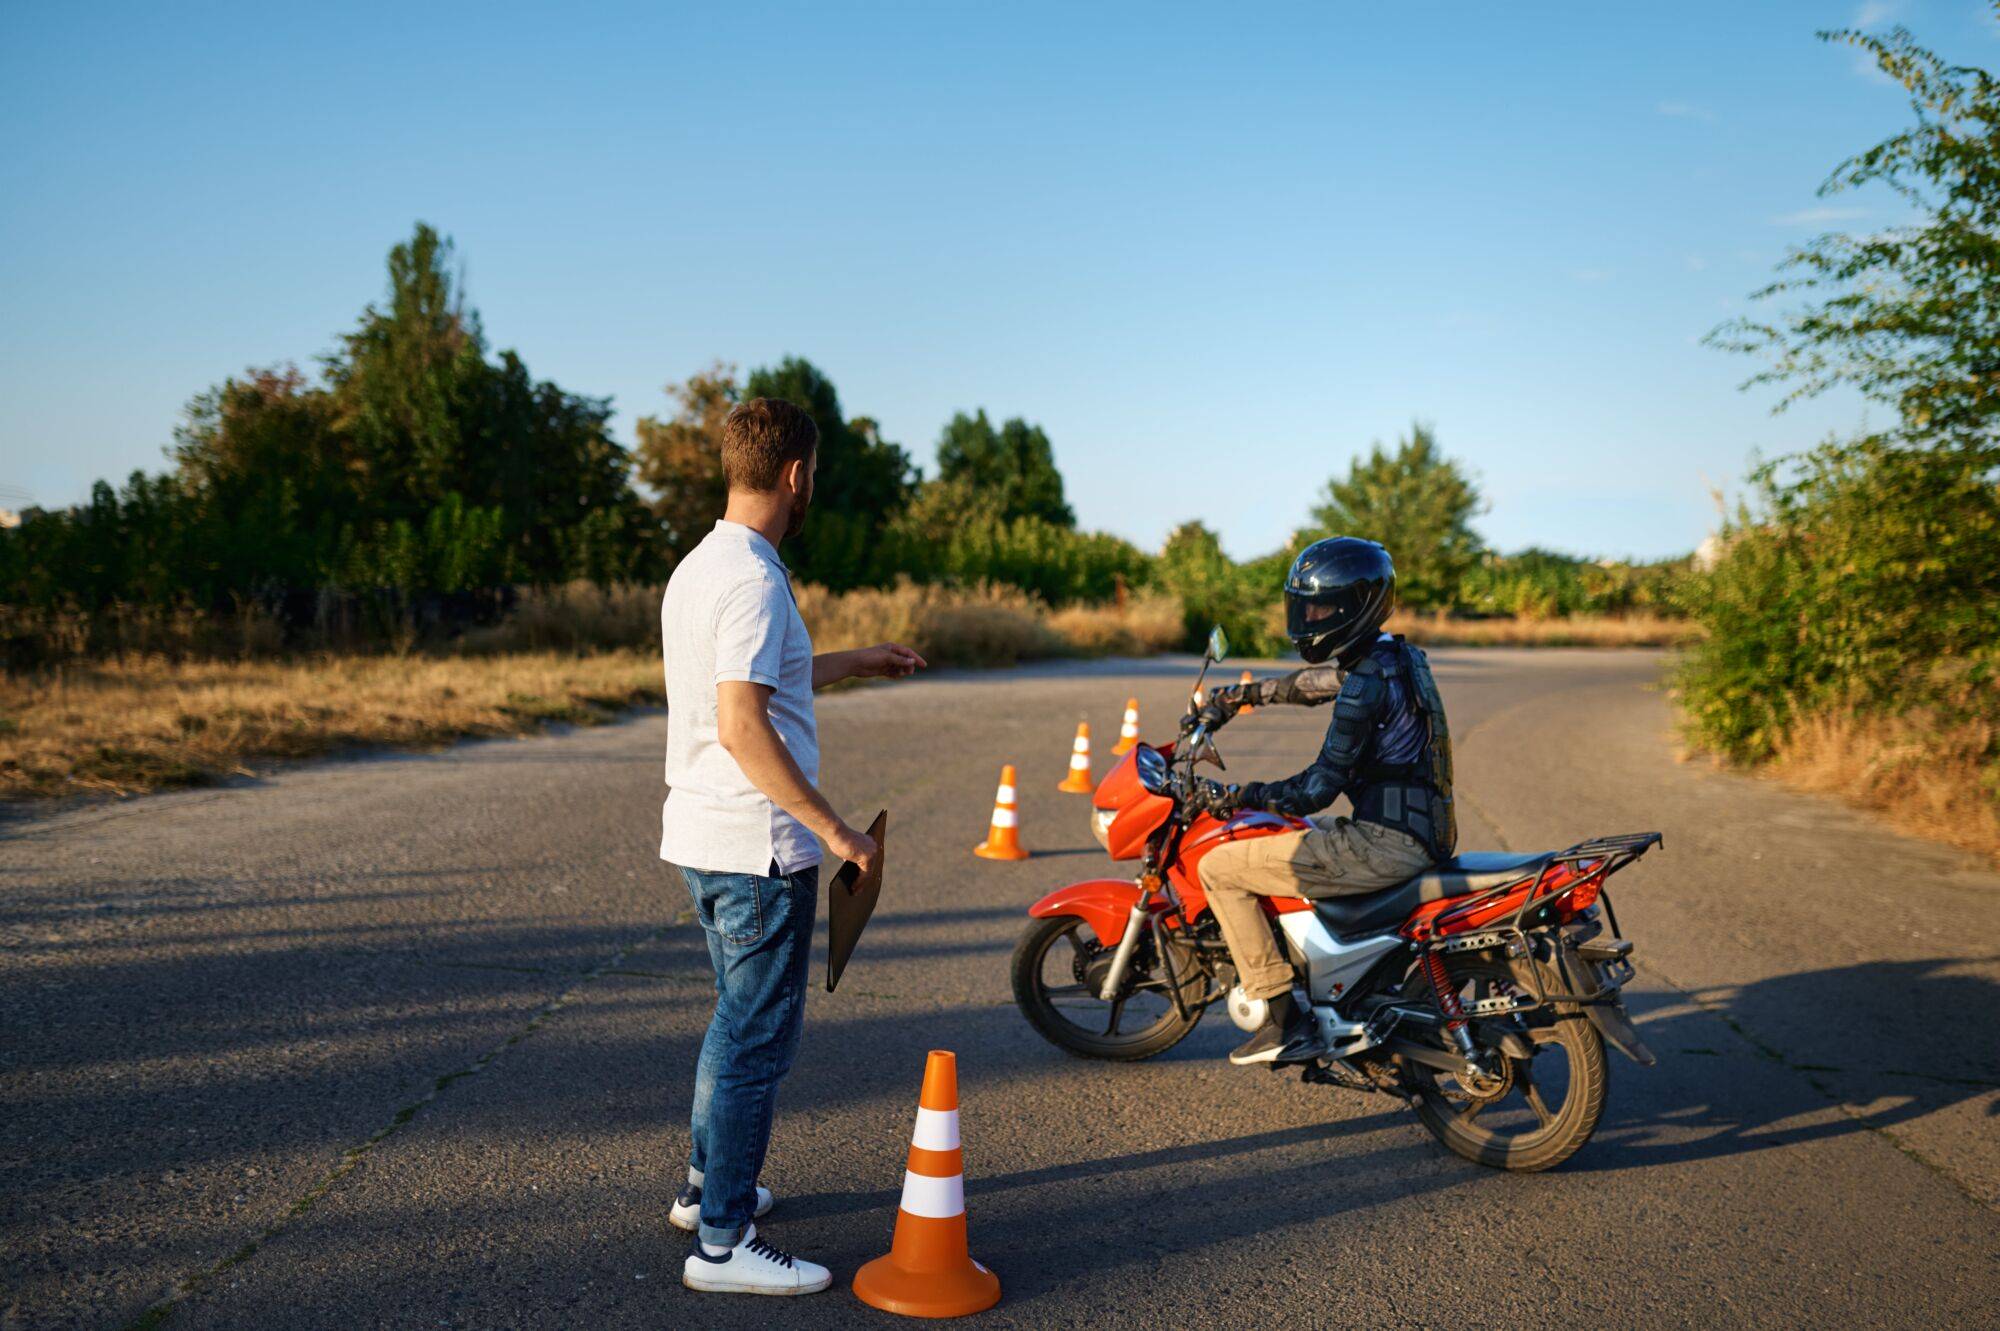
top-left (1771, 206), bottom-right (1867, 225)
top-left (1854, 1), bottom-right (1900, 28)
top-left (1685, 254), bottom-right (1709, 272)
top-left (1571, 267), bottom-right (1613, 283)
top-left (1656, 100), bottom-right (1717, 122)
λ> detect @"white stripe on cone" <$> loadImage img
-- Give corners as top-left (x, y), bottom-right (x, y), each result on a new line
top-left (1069, 755), bottom-right (1089, 771)
top-left (899, 1170), bottom-right (965, 1219)
top-left (990, 809), bottom-right (1018, 828)
top-left (995, 784), bottom-right (1017, 803)
top-left (911, 1107), bottom-right (961, 1150)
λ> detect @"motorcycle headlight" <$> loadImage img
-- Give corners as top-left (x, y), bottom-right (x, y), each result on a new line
top-left (1134, 745), bottom-right (1169, 795)
top-left (1091, 806), bottom-right (1115, 851)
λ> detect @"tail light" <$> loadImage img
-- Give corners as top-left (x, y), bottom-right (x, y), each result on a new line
top-left (1558, 859), bottom-right (1607, 917)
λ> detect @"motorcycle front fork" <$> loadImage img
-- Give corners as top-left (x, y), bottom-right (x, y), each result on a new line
top-left (1095, 901), bottom-right (1153, 1001)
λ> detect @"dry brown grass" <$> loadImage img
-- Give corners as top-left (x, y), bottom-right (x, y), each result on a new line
top-left (1045, 592), bottom-right (1185, 657)
top-left (1766, 706), bottom-right (2000, 862)
top-left (1, 582), bottom-right (1188, 801)
top-left (794, 581), bottom-right (1063, 665)
top-left (0, 651), bottom-right (663, 800)
top-left (1385, 611), bottom-right (1699, 648)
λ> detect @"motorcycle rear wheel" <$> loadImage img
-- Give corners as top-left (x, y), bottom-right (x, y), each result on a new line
top-left (1400, 954), bottom-right (1608, 1172)
top-left (1011, 914), bottom-right (1204, 1061)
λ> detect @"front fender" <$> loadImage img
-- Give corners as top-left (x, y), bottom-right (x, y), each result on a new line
top-left (1028, 878), bottom-right (1144, 947)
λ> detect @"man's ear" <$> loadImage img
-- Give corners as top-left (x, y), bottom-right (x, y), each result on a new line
top-left (782, 456), bottom-right (808, 496)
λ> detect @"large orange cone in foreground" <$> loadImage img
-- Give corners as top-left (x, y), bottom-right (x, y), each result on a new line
top-left (852, 1051), bottom-right (1001, 1318)
top-left (1112, 698), bottom-right (1141, 755)
top-left (1238, 670), bottom-right (1256, 714)
top-left (972, 765), bottom-right (1030, 861)
top-left (1056, 721), bottom-right (1094, 793)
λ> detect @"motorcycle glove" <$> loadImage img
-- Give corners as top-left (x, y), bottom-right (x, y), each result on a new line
top-left (1194, 684), bottom-right (1244, 730)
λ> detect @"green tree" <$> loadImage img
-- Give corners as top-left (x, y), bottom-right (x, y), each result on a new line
top-left (1155, 521), bottom-right (1284, 654)
top-left (1688, 10), bottom-right (2000, 793)
top-left (6, 221), bottom-right (663, 636)
top-left (934, 410), bottom-right (1075, 527)
top-left (633, 363), bottom-right (738, 561)
top-left (325, 224), bottom-right (486, 514)
top-left (170, 366), bottom-right (347, 597)
top-left (742, 356), bottom-right (915, 588)
top-left (466, 348), bottom-right (655, 584)
top-left (1308, 423), bottom-right (1484, 610)
top-left (1708, 8), bottom-right (2000, 452)
top-left (1680, 436), bottom-right (1999, 760)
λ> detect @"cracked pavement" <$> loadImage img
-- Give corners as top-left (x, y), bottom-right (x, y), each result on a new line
top-left (3, 650), bottom-right (1996, 1328)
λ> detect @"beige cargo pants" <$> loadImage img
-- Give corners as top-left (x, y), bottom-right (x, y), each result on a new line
top-left (1199, 815), bottom-right (1433, 1002)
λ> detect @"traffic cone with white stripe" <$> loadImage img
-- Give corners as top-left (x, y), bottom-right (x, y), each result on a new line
top-left (972, 765), bottom-right (1030, 861)
top-left (1112, 698), bottom-right (1141, 755)
top-left (1237, 670), bottom-right (1256, 714)
top-left (1057, 721), bottom-right (1094, 794)
top-left (852, 1050), bottom-right (1001, 1317)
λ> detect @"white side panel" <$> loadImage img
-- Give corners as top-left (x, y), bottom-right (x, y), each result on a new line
top-left (1276, 911), bottom-right (1403, 1001)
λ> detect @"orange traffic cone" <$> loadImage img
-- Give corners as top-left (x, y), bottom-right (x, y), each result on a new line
top-left (1057, 722), bottom-right (1094, 793)
top-left (972, 765), bottom-right (1030, 861)
top-left (852, 1050), bottom-right (1001, 1318)
top-left (1238, 669), bottom-right (1255, 714)
top-left (1112, 698), bottom-right (1141, 755)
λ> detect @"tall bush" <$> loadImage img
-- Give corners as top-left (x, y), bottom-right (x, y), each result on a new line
top-left (1692, 9), bottom-right (2000, 791)
top-left (1679, 437), bottom-right (1999, 762)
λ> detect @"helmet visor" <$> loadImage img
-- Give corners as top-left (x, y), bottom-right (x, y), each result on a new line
top-left (1286, 577), bottom-right (1393, 661)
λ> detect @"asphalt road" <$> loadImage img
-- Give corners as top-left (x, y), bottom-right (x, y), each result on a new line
top-left (4, 650), bottom-right (1997, 1329)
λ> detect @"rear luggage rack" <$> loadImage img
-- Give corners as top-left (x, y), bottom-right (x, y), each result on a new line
top-left (1500, 830), bottom-right (1661, 936)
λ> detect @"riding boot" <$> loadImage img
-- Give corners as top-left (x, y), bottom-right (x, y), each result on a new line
top-left (1228, 991), bottom-right (1322, 1066)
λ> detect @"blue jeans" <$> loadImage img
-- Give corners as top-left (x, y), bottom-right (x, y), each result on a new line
top-left (679, 860), bottom-right (817, 1247)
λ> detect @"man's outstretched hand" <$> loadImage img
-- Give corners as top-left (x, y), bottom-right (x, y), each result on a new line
top-left (816, 642), bottom-right (927, 689)
top-left (851, 642), bottom-right (926, 678)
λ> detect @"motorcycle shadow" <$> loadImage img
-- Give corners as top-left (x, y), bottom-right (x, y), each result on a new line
top-left (1571, 956), bottom-right (1999, 1174)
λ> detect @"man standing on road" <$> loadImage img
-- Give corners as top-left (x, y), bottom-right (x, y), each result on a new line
top-left (661, 397), bottom-right (925, 1297)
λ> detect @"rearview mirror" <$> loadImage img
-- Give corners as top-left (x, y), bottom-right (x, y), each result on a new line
top-left (1206, 625), bottom-right (1229, 663)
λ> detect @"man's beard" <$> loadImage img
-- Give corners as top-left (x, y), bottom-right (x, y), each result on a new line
top-left (783, 492), bottom-right (810, 539)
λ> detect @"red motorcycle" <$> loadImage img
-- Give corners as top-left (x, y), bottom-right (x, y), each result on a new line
top-left (1012, 630), bottom-right (1661, 1171)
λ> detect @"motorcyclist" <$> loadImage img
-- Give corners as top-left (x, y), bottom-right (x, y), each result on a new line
top-left (1190, 537), bottom-right (1458, 1067)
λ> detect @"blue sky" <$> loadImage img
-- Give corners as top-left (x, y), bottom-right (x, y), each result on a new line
top-left (4, 1), bottom-right (1994, 560)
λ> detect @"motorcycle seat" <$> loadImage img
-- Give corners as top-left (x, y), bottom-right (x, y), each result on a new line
top-left (1310, 851), bottom-right (1555, 938)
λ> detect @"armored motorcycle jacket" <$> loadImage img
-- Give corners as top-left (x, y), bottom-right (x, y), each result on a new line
top-left (1233, 635), bottom-right (1458, 862)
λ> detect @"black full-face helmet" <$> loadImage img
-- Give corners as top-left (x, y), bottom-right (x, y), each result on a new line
top-left (1285, 537), bottom-right (1396, 665)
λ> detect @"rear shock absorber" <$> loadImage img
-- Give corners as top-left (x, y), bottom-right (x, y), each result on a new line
top-left (1423, 948), bottom-right (1480, 1060)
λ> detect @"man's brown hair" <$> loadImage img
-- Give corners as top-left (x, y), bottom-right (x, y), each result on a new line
top-left (721, 397), bottom-right (819, 492)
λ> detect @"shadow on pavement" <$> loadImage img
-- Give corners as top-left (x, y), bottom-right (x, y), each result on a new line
top-left (1579, 957), bottom-right (2000, 1174)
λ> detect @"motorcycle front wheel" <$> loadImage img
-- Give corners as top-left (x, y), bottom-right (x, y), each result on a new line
top-left (1398, 954), bottom-right (1608, 1172)
top-left (1010, 914), bottom-right (1204, 1061)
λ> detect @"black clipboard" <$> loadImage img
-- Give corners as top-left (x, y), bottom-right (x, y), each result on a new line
top-left (826, 810), bottom-right (887, 992)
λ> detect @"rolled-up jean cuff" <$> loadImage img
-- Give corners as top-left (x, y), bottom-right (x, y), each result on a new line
top-left (698, 1221), bottom-right (744, 1248)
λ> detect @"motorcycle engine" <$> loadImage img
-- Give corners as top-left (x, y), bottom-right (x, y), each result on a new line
top-left (1226, 984), bottom-right (1268, 1033)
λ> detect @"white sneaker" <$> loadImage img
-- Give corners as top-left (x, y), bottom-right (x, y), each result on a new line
top-left (669, 1183), bottom-right (773, 1233)
top-left (682, 1224), bottom-right (831, 1296)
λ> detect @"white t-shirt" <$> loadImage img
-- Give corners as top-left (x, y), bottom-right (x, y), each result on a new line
top-left (659, 521), bottom-right (821, 876)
